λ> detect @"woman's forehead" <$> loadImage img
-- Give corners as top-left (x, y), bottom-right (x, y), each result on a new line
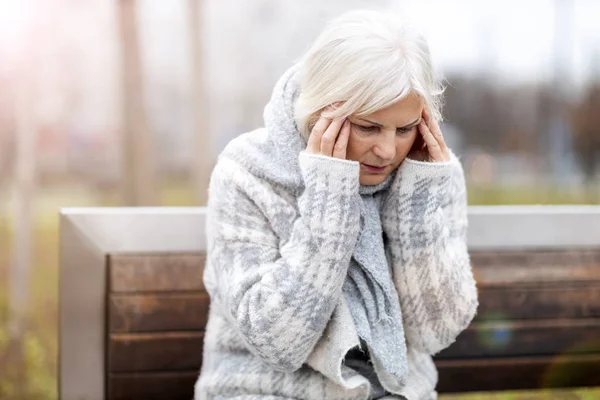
top-left (357, 95), bottom-right (423, 126)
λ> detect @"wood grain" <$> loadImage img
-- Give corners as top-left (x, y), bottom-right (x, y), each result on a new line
top-left (476, 285), bottom-right (600, 321)
top-left (109, 293), bottom-right (210, 333)
top-left (102, 249), bottom-right (600, 395)
top-left (109, 253), bottom-right (206, 293)
top-left (471, 250), bottom-right (600, 287)
top-left (109, 332), bottom-right (204, 373)
top-left (436, 318), bottom-right (600, 359)
top-left (436, 353), bottom-right (600, 392)
top-left (108, 371), bottom-right (197, 400)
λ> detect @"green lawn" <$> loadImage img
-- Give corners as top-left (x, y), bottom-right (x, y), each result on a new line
top-left (468, 185), bottom-right (600, 205)
top-left (440, 387), bottom-right (600, 399)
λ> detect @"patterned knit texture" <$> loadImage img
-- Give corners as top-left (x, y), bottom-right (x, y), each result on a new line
top-left (194, 65), bottom-right (478, 400)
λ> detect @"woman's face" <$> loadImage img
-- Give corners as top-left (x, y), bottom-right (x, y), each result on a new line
top-left (346, 93), bottom-right (424, 185)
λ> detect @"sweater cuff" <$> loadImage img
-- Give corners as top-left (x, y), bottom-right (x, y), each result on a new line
top-left (396, 152), bottom-right (461, 192)
top-left (298, 151), bottom-right (360, 193)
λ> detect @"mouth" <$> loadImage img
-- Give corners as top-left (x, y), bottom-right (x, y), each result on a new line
top-left (361, 163), bottom-right (389, 173)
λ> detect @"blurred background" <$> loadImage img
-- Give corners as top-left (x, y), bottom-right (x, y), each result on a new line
top-left (0, 0), bottom-right (599, 398)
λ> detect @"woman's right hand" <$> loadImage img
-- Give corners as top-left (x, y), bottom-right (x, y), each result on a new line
top-left (306, 115), bottom-right (351, 160)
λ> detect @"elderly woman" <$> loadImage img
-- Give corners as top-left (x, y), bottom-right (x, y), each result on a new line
top-left (195, 9), bottom-right (478, 400)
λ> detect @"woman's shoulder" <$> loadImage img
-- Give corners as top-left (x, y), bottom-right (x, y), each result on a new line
top-left (220, 128), bottom-right (269, 159)
top-left (211, 128), bottom-right (291, 205)
top-left (213, 129), bottom-right (268, 181)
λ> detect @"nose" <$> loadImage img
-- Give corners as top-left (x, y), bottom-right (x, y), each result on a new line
top-left (372, 133), bottom-right (396, 161)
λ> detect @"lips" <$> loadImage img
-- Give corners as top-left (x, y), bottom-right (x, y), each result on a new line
top-left (361, 163), bottom-right (388, 173)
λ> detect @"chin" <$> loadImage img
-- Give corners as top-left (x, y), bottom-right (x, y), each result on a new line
top-left (359, 174), bottom-right (388, 186)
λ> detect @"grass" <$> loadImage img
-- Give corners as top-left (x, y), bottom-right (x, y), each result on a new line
top-left (468, 185), bottom-right (600, 205)
top-left (0, 181), bottom-right (598, 399)
top-left (440, 387), bottom-right (600, 399)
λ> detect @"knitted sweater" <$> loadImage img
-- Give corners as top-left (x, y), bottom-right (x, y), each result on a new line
top-left (194, 72), bottom-right (478, 400)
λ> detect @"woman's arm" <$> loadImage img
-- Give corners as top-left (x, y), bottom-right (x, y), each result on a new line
top-left (204, 152), bottom-right (361, 372)
top-left (381, 153), bottom-right (478, 355)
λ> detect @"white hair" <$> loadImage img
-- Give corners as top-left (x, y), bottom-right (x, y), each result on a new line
top-left (294, 9), bottom-right (445, 140)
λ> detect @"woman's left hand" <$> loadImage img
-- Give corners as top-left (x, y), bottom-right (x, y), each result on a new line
top-left (408, 108), bottom-right (450, 162)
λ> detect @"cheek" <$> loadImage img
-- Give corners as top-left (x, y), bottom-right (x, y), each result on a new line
top-left (395, 135), bottom-right (418, 158)
top-left (346, 134), bottom-right (371, 161)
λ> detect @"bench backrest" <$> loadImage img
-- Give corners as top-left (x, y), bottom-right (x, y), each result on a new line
top-left (59, 206), bottom-right (600, 400)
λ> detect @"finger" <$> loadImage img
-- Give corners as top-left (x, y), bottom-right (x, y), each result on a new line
top-left (422, 108), bottom-right (436, 133)
top-left (419, 121), bottom-right (443, 161)
top-left (422, 107), bottom-right (430, 123)
top-left (425, 109), bottom-right (445, 143)
top-left (320, 118), bottom-right (345, 156)
top-left (332, 120), bottom-right (350, 159)
top-left (423, 109), bottom-right (450, 158)
top-left (307, 115), bottom-right (331, 153)
top-left (430, 122), bottom-right (451, 161)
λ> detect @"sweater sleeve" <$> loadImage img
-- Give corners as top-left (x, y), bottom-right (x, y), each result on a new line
top-left (203, 151), bottom-right (361, 372)
top-left (381, 152), bottom-right (478, 355)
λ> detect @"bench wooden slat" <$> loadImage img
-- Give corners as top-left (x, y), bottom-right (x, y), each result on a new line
top-left (109, 293), bottom-right (210, 333)
top-left (436, 318), bottom-right (600, 359)
top-left (108, 371), bottom-right (197, 400)
top-left (109, 332), bottom-right (204, 372)
top-left (476, 285), bottom-right (600, 321)
top-left (471, 250), bottom-right (600, 286)
top-left (109, 253), bottom-right (206, 293)
top-left (108, 321), bottom-right (599, 372)
top-left (475, 263), bottom-right (600, 287)
top-left (471, 249), bottom-right (600, 266)
top-left (103, 249), bottom-right (600, 395)
top-left (435, 353), bottom-right (600, 392)
top-left (470, 249), bottom-right (600, 269)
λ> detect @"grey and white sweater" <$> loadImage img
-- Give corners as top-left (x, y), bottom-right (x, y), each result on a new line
top-left (194, 67), bottom-right (478, 400)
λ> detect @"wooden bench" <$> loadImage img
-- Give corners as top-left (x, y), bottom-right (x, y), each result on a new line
top-left (59, 206), bottom-right (600, 400)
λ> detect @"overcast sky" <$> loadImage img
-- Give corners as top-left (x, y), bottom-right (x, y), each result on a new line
top-left (2, 0), bottom-right (599, 87)
top-left (395, 0), bottom-right (600, 86)
top-left (130, 0), bottom-right (600, 88)
top-left (1, 0), bottom-right (599, 148)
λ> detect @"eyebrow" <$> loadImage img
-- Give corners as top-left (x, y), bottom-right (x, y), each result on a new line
top-left (358, 117), bottom-right (421, 129)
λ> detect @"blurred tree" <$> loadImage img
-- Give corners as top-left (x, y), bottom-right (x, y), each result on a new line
top-left (444, 76), bottom-right (515, 152)
top-left (571, 84), bottom-right (600, 199)
top-left (2, 15), bottom-right (39, 397)
top-left (0, 124), bottom-right (15, 196)
top-left (445, 76), bottom-right (553, 157)
top-left (10, 68), bottom-right (36, 343)
top-left (188, 0), bottom-right (210, 206)
top-left (0, 60), bottom-right (16, 200)
top-left (117, 0), bottom-right (157, 206)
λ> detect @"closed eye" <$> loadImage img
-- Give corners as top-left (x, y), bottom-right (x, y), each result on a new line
top-left (354, 124), bottom-right (379, 133)
top-left (397, 126), bottom-right (416, 135)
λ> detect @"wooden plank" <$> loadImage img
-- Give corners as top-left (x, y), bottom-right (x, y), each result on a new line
top-left (436, 353), bottom-right (600, 392)
top-left (109, 332), bottom-right (204, 372)
top-left (109, 293), bottom-right (210, 333)
top-left (109, 253), bottom-right (205, 293)
top-left (436, 319), bottom-right (600, 359)
top-left (475, 285), bottom-right (600, 321)
top-left (108, 357), bottom-right (600, 398)
top-left (471, 249), bottom-right (600, 269)
top-left (108, 371), bottom-right (197, 400)
top-left (471, 250), bottom-right (600, 286)
top-left (109, 320), bottom-right (600, 372)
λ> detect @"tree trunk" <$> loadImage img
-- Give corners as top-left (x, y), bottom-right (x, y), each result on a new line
top-left (188, 0), bottom-right (211, 206)
top-left (117, 0), bottom-right (157, 206)
top-left (9, 67), bottom-right (36, 341)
